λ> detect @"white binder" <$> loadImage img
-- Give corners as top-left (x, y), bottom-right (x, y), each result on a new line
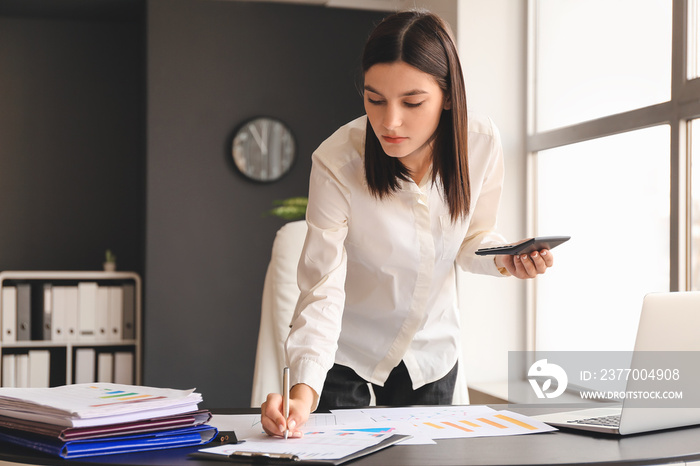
top-left (74, 348), bottom-right (95, 384)
top-left (28, 350), bottom-right (50, 388)
top-left (15, 354), bottom-right (29, 388)
top-left (16, 284), bottom-right (31, 341)
top-left (64, 286), bottom-right (79, 340)
top-left (114, 352), bottom-right (134, 385)
top-left (2, 354), bottom-right (16, 387)
top-left (108, 286), bottom-right (123, 341)
top-left (42, 284), bottom-right (53, 340)
top-left (95, 287), bottom-right (110, 341)
top-left (78, 282), bottom-right (97, 341)
top-left (97, 352), bottom-right (114, 383)
top-left (2, 286), bottom-right (17, 343)
top-left (51, 286), bottom-right (66, 341)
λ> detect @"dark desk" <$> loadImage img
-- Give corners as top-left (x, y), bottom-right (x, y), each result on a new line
top-left (2, 406), bottom-right (700, 466)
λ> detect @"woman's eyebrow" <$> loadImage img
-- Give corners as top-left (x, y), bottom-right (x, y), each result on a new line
top-left (364, 85), bottom-right (428, 97)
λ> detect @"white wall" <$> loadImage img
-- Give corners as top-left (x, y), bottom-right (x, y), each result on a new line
top-left (456, 0), bottom-right (528, 390)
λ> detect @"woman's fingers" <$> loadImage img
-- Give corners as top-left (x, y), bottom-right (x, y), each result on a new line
top-left (509, 249), bottom-right (553, 279)
top-left (261, 393), bottom-right (287, 437)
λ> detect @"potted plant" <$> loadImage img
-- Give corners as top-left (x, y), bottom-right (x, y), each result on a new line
top-left (103, 249), bottom-right (116, 272)
top-left (265, 197), bottom-right (307, 221)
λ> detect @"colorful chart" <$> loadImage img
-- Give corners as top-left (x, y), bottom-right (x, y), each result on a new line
top-left (88, 387), bottom-right (167, 407)
top-left (333, 406), bottom-right (556, 440)
top-left (415, 411), bottom-right (546, 439)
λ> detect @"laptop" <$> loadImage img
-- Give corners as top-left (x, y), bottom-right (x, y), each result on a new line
top-left (533, 291), bottom-right (700, 435)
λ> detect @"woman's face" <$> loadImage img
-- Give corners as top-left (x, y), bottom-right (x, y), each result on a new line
top-left (364, 61), bottom-right (448, 166)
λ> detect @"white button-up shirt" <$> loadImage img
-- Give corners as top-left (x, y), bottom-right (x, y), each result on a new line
top-left (286, 114), bottom-right (507, 399)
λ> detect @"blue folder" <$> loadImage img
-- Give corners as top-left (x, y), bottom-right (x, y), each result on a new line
top-left (0, 424), bottom-right (217, 459)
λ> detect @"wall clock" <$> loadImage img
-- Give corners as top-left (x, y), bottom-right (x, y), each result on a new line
top-left (231, 117), bottom-right (296, 182)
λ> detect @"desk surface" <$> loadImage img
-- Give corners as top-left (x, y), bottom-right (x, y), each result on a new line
top-left (1, 406), bottom-right (700, 466)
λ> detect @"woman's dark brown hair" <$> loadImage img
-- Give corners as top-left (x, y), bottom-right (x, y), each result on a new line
top-left (362, 10), bottom-right (470, 221)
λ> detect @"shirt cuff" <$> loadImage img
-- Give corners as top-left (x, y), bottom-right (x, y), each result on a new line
top-left (494, 257), bottom-right (511, 276)
top-left (290, 358), bottom-right (327, 412)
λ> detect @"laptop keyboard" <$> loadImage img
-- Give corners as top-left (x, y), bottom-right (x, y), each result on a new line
top-left (569, 414), bottom-right (621, 427)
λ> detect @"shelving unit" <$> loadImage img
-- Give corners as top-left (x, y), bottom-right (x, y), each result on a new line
top-left (0, 271), bottom-right (141, 387)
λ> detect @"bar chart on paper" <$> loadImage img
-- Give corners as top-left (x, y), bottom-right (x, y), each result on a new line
top-left (333, 406), bottom-right (556, 440)
top-left (416, 411), bottom-right (553, 439)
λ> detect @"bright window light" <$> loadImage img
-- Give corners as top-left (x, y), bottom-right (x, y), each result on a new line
top-left (536, 0), bottom-right (672, 131)
top-left (691, 120), bottom-right (700, 290)
top-left (535, 126), bottom-right (670, 351)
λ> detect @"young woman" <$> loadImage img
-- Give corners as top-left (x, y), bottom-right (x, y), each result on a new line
top-left (261, 9), bottom-right (554, 437)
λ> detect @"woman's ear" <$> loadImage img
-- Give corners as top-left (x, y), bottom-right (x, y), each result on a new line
top-left (443, 95), bottom-right (452, 110)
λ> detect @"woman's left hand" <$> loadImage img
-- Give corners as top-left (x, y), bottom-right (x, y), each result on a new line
top-left (495, 250), bottom-right (554, 279)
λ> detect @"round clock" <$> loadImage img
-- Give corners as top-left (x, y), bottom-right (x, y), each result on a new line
top-left (231, 117), bottom-right (296, 182)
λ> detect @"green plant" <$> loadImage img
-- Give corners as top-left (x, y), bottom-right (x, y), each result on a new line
top-left (265, 196), bottom-right (308, 221)
top-left (105, 249), bottom-right (116, 263)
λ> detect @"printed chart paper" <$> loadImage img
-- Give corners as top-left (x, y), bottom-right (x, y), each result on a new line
top-left (332, 406), bottom-right (556, 440)
top-left (209, 413), bottom-right (342, 440)
top-left (209, 405), bottom-right (556, 458)
top-left (200, 428), bottom-right (397, 461)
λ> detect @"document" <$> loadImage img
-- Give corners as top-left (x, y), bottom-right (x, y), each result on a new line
top-left (205, 405), bottom-right (556, 464)
top-left (209, 413), bottom-right (341, 440)
top-left (332, 406), bottom-right (557, 440)
top-left (0, 383), bottom-right (203, 427)
top-left (199, 428), bottom-right (404, 463)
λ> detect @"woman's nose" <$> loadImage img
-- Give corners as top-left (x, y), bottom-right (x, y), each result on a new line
top-left (382, 104), bottom-right (402, 130)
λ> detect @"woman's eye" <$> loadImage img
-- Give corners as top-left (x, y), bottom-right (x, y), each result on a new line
top-left (404, 101), bottom-right (423, 108)
top-left (367, 97), bottom-right (385, 105)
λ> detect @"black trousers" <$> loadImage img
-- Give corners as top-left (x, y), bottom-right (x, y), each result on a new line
top-left (317, 361), bottom-right (458, 410)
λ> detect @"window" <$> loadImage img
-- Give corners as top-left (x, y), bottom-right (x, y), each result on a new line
top-left (689, 0), bottom-right (700, 79)
top-left (691, 120), bottom-right (700, 289)
top-left (535, 0), bottom-right (672, 132)
top-left (535, 127), bottom-right (670, 351)
top-left (529, 0), bottom-right (700, 351)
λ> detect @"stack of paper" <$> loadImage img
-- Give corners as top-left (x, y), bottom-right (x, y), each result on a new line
top-left (0, 383), bottom-right (217, 458)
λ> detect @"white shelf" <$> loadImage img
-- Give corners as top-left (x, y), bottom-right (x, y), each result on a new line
top-left (0, 271), bottom-right (142, 387)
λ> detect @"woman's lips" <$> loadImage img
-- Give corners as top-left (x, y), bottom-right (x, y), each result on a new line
top-left (382, 135), bottom-right (407, 144)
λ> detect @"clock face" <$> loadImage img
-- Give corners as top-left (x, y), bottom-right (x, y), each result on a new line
top-left (232, 117), bottom-right (296, 182)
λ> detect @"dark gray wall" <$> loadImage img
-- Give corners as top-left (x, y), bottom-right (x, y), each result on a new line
top-left (145, 1), bottom-right (385, 407)
top-left (0, 0), bottom-right (386, 408)
top-left (0, 7), bottom-right (145, 275)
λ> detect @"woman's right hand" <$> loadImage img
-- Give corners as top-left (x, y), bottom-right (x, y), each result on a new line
top-left (260, 383), bottom-right (316, 438)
